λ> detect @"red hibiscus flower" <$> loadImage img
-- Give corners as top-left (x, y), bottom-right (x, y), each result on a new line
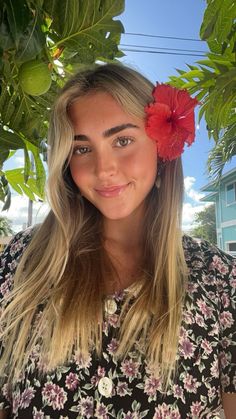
top-left (145, 84), bottom-right (199, 161)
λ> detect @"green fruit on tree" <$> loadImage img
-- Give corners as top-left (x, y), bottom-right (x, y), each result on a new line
top-left (19, 60), bottom-right (52, 96)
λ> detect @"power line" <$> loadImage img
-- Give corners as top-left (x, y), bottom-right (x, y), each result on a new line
top-left (120, 43), bottom-right (207, 54)
top-left (122, 48), bottom-right (205, 57)
top-left (123, 32), bottom-right (203, 42)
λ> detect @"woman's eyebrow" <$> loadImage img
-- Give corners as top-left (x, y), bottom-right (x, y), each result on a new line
top-left (73, 123), bottom-right (139, 141)
top-left (103, 123), bottom-right (139, 137)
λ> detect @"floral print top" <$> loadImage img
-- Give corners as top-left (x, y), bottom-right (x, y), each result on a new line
top-left (0, 228), bottom-right (236, 419)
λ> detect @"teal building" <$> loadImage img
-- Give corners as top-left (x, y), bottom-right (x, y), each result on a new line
top-left (201, 167), bottom-right (236, 256)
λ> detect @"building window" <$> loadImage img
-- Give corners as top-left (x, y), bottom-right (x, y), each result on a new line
top-left (227, 242), bottom-right (236, 253)
top-left (226, 182), bottom-right (236, 205)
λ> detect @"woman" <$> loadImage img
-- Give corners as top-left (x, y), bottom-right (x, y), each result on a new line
top-left (0, 63), bottom-right (235, 418)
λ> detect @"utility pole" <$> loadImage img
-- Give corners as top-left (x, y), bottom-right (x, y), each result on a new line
top-left (27, 152), bottom-right (34, 227)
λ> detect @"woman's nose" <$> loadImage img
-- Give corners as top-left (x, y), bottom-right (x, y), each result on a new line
top-left (94, 151), bottom-right (117, 179)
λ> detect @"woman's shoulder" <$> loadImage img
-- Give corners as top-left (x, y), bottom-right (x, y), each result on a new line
top-left (0, 226), bottom-right (37, 296)
top-left (182, 234), bottom-right (235, 267)
top-left (182, 234), bottom-right (236, 296)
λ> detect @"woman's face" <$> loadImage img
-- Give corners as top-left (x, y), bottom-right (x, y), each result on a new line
top-left (69, 92), bottom-right (158, 222)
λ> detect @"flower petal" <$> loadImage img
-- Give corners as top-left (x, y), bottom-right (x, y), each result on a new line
top-left (145, 83), bottom-right (199, 160)
top-left (145, 103), bottom-right (172, 141)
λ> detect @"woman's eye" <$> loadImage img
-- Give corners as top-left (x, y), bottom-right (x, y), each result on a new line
top-left (73, 145), bottom-right (91, 155)
top-left (116, 137), bottom-right (133, 147)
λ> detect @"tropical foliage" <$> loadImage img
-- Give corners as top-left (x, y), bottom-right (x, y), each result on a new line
top-left (191, 204), bottom-right (217, 245)
top-left (169, 0), bottom-right (236, 179)
top-left (0, 0), bottom-right (124, 209)
top-left (0, 215), bottom-right (14, 236)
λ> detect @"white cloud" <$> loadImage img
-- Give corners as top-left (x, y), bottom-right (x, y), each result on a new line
top-left (184, 176), bottom-right (195, 192)
top-left (1, 195), bottom-right (49, 233)
top-left (182, 202), bottom-right (206, 232)
top-left (184, 176), bottom-right (205, 202)
top-left (182, 176), bottom-right (209, 233)
top-left (13, 156), bottom-right (25, 166)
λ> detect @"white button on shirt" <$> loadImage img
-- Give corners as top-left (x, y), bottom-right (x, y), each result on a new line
top-left (98, 377), bottom-right (113, 397)
top-left (104, 298), bottom-right (117, 315)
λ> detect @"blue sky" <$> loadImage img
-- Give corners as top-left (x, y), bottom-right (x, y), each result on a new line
top-left (2, 0), bottom-right (236, 232)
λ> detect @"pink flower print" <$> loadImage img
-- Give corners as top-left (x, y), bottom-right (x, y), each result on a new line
top-left (116, 381), bottom-right (131, 397)
top-left (221, 373), bottom-right (230, 389)
top-left (192, 260), bottom-right (204, 269)
top-left (42, 382), bottom-right (67, 410)
top-left (210, 255), bottom-right (229, 275)
top-left (179, 338), bottom-right (195, 359)
top-left (114, 290), bottom-right (125, 301)
top-left (0, 277), bottom-right (12, 296)
top-left (144, 376), bottom-right (162, 396)
top-left (33, 407), bottom-right (45, 419)
top-left (73, 352), bottom-right (92, 369)
top-left (221, 292), bottom-right (230, 308)
top-left (221, 337), bottom-right (230, 349)
top-left (195, 314), bottom-right (204, 328)
top-left (208, 386), bottom-right (216, 402)
top-left (65, 372), bottom-right (79, 390)
top-left (121, 359), bottom-right (140, 378)
top-left (102, 320), bottom-right (109, 335)
top-left (77, 396), bottom-right (94, 418)
top-left (183, 311), bottom-right (194, 324)
top-left (230, 276), bottom-right (236, 288)
top-left (107, 338), bottom-right (119, 354)
top-left (202, 273), bottom-right (215, 285)
top-left (179, 326), bottom-right (188, 339)
top-left (173, 384), bottom-right (185, 402)
top-left (2, 383), bottom-right (11, 402)
top-left (95, 402), bottom-right (109, 419)
top-left (183, 373), bottom-right (201, 393)
top-left (219, 265), bottom-right (229, 275)
top-left (209, 322), bottom-right (219, 336)
top-left (196, 299), bottom-right (213, 319)
top-left (187, 282), bottom-right (198, 294)
top-left (219, 351), bottom-right (230, 369)
top-left (91, 366), bottom-right (105, 386)
top-left (154, 403), bottom-right (181, 419)
top-left (20, 387), bottom-right (36, 409)
top-left (12, 391), bottom-right (21, 415)
top-left (220, 311), bottom-right (234, 329)
top-left (190, 401), bottom-right (204, 416)
top-left (201, 338), bottom-right (213, 355)
top-left (8, 259), bottom-right (17, 271)
top-left (123, 413), bottom-right (141, 419)
top-left (123, 412), bottom-right (136, 419)
top-left (107, 313), bottom-right (119, 328)
top-left (210, 357), bottom-right (219, 378)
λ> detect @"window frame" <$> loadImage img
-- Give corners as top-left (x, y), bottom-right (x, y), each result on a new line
top-left (225, 181), bottom-right (236, 206)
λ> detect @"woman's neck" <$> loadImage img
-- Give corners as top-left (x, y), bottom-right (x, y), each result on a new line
top-left (102, 216), bottom-right (144, 294)
top-left (103, 217), bottom-right (143, 251)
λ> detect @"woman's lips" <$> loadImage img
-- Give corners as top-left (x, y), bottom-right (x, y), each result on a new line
top-left (95, 184), bottom-right (128, 198)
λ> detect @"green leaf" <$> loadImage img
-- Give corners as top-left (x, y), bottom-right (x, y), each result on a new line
top-left (0, 175), bottom-right (11, 210)
top-left (0, 127), bottom-right (25, 150)
top-left (4, 167), bottom-right (43, 200)
top-left (0, 7), bottom-right (15, 50)
top-left (213, 0), bottom-right (236, 43)
top-left (5, 0), bottom-right (32, 48)
top-left (45, 0), bottom-right (124, 62)
top-left (179, 69), bottom-right (205, 81)
top-left (15, 12), bottom-right (46, 62)
top-left (0, 149), bottom-right (9, 168)
top-left (25, 141), bottom-right (46, 198)
top-left (200, 0), bottom-right (221, 40)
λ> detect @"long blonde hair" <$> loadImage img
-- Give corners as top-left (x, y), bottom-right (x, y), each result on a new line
top-left (0, 63), bottom-right (187, 391)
